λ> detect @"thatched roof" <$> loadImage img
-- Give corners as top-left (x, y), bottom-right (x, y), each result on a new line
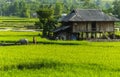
top-left (61, 9), bottom-right (120, 22)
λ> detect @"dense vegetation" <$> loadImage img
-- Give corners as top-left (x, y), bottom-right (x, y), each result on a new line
top-left (0, 0), bottom-right (119, 18)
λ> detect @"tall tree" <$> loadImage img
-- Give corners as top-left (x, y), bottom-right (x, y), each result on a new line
top-left (112, 0), bottom-right (120, 18)
top-left (36, 8), bottom-right (56, 37)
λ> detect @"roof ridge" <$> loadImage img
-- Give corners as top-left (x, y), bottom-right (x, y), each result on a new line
top-left (75, 9), bottom-right (101, 10)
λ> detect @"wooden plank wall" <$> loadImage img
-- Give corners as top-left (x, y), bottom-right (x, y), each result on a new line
top-left (97, 22), bottom-right (114, 32)
top-left (73, 22), bottom-right (86, 32)
top-left (72, 22), bottom-right (114, 32)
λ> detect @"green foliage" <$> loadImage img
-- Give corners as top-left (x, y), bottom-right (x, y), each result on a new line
top-left (112, 0), bottom-right (120, 18)
top-left (0, 0), bottom-right (115, 17)
top-left (35, 21), bottom-right (43, 29)
top-left (37, 9), bottom-right (54, 19)
top-left (36, 8), bottom-right (56, 37)
top-left (54, 3), bottom-right (63, 17)
top-left (95, 0), bottom-right (101, 6)
top-left (0, 0), bottom-right (31, 17)
top-left (105, 2), bottom-right (111, 9)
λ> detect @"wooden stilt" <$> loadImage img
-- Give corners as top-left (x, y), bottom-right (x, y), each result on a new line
top-left (77, 33), bottom-right (80, 40)
top-left (113, 31), bottom-right (115, 39)
top-left (81, 32), bottom-right (83, 39)
top-left (95, 32), bottom-right (97, 38)
top-left (86, 32), bottom-right (88, 39)
top-left (91, 32), bottom-right (94, 39)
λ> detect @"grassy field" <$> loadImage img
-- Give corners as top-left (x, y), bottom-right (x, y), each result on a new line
top-left (0, 31), bottom-right (41, 42)
top-left (0, 32), bottom-right (120, 77)
top-left (1, 41), bottom-right (120, 77)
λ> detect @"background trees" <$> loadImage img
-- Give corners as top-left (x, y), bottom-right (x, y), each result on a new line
top-left (112, 0), bottom-right (120, 18)
top-left (0, 0), bottom-right (31, 17)
top-left (54, 3), bottom-right (63, 18)
top-left (0, 0), bottom-right (117, 18)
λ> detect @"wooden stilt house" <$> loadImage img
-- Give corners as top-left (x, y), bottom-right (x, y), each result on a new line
top-left (53, 9), bottom-right (120, 40)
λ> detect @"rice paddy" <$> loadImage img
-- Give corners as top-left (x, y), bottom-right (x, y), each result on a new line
top-left (0, 32), bottom-right (120, 77)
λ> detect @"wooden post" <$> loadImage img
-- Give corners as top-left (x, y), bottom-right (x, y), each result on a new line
top-left (98, 33), bottom-right (101, 38)
top-left (86, 32), bottom-right (88, 39)
top-left (95, 32), bottom-right (97, 39)
top-left (77, 33), bottom-right (80, 40)
top-left (100, 32), bottom-right (102, 38)
top-left (81, 32), bottom-right (83, 39)
top-left (91, 32), bottom-right (94, 39)
top-left (33, 36), bottom-right (37, 44)
top-left (79, 32), bottom-right (81, 39)
top-left (113, 31), bottom-right (115, 39)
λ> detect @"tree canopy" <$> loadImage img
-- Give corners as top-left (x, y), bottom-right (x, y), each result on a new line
top-left (112, 0), bottom-right (120, 18)
top-left (36, 8), bottom-right (56, 37)
top-left (0, 0), bottom-right (115, 18)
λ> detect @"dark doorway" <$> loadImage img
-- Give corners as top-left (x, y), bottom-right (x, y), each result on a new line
top-left (92, 22), bottom-right (96, 31)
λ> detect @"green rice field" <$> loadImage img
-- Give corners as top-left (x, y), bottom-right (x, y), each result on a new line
top-left (0, 16), bottom-right (120, 77)
top-left (0, 32), bottom-right (120, 77)
top-left (0, 31), bottom-right (41, 42)
top-left (0, 17), bottom-right (38, 30)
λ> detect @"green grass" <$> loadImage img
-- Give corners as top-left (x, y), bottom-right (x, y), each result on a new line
top-left (0, 31), bottom-right (120, 77)
top-left (0, 32), bottom-right (42, 43)
top-left (0, 42), bottom-right (120, 77)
